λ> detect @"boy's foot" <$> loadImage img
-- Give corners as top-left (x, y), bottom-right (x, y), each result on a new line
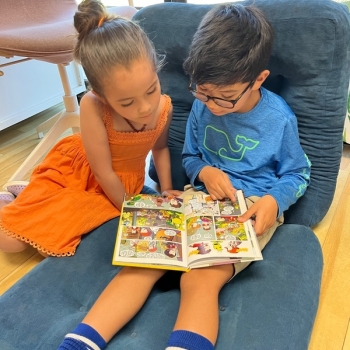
top-left (0, 191), bottom-right (15, 203)
top-left (3, 180), bottom-right (29, 197)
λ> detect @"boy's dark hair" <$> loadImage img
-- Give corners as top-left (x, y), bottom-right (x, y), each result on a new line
top-left (183, 4), bottom-right (274, 86)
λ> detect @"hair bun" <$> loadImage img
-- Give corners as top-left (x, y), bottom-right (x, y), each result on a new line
top-left (74, 0), bottom-right (107, 40)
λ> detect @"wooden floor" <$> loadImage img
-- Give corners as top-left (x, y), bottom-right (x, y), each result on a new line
top-left (0, 106), bottom-right (350, 350)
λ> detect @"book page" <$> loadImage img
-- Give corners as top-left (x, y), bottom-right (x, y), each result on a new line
top-left (183, 191), bottom-right (262, 268)
top-left (112, 194), bottom-right (189, 269)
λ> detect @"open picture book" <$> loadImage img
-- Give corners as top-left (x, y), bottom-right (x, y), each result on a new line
top-left (112, 190), bottom-right (262, 272)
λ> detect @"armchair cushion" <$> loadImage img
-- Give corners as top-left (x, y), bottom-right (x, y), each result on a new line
top-left (0, 220), bottom-right (322, 350)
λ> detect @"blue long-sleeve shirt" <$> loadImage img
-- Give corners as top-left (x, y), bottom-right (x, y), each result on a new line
top-left (182, 87), bottom-right (311, 217)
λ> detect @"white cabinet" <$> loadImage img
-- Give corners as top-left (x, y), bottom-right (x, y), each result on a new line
top-left (0, 57), bottom-right (86, 131)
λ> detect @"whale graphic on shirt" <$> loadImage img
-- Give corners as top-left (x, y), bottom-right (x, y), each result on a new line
top-left (203, 125), bottom-right (259, 161)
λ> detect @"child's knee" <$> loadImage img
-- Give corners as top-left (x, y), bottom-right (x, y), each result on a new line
top-left (0, 230), bottom-right (28, 253)
top-left (120, 266), bottom-right (166, 285)
top-left (180, 265), bottom-right (234, 292)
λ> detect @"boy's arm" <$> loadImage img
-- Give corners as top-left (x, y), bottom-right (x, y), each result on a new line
top-left (152, 103), bottom-right (182, 196)
top-left (182, 108), bottom-right (236, 201)
top-left (239, 152), bottom-right (310, 235)
top-left (80, 92), bottom-right (126, 210)
top-left (239, 118), bottom-right (311, 234)
top-left (182, 109), bottom-right (207, 189)
top-left (266, 119), bottom-right (311, 217)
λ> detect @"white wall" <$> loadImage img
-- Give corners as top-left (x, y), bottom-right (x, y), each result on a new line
top-left (0, 58), bottom-right (85, 131)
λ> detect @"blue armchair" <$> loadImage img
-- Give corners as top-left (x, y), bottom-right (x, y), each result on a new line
top-left (0, 1), bottom-right (349, 349)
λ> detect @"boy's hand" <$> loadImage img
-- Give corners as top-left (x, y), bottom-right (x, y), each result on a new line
top-left (237, 195), bottom-right (278, 236)
top-left (199, 166), bottom-right (236, 202)
top-left (162, 189), bottom-right (183, 197)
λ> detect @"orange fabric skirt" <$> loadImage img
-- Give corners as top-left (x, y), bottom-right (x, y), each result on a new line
top-left (0, 135), bottom-right (119, 256)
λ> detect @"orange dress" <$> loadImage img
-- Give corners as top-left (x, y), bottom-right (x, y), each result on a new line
top-left (0, 95), bottom-right (171, 257)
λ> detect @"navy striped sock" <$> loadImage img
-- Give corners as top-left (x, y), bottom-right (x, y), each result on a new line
top-left (166, 330), bottom-right (214, 350)
top-left (57, 323), bottom-right (106, 350)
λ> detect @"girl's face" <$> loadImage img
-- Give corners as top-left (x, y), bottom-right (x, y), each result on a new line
top-left (102, 59), bottom-right (161, 128)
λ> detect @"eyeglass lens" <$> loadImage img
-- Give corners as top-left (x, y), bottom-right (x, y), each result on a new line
top-left (191, 91), bottom-right (235, 108)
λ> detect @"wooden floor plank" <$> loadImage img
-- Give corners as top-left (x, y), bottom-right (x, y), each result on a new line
top-left (0, 252), bottom-right (44, 295)
top-left (309, 175), bottom-right (350, 350)
top-left (343, 319), bottom-right (350, 350)
top-left (0, 246), bottom-right (38, 281)
top-left (313, 169), bottom-right (349, 246)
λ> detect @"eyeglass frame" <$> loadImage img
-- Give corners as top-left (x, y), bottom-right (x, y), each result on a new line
top-left (188, 79), bottom-right (255, 109)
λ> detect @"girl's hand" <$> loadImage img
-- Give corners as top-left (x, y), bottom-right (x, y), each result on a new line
top-left (199, 166), bottom-right (236, 202)
top-left (237, 195), bottom-right (278, 236)
top-left (162, 189), bottom-right (183, 197)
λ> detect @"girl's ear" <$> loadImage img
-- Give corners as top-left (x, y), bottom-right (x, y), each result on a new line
top-left (252, 70), bottom-right (270, 90)
top-left (91, 90), bottom-right (107, 104)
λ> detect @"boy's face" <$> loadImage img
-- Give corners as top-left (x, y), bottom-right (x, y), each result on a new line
top-left (193, 70), bottom-right (270, 116)
top-left (195, 81), bottom-right (258, 116)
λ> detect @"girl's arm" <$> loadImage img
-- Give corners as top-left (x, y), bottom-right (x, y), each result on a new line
top-left (79, 92), bottom-right (126, 210)
top-left (151, 103), bottom-right (182, 196)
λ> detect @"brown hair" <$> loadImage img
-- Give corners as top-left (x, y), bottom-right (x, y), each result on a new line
top-left (73, 0), bottom-right (163, 97)
top-left (183, 4), bottom-right (274, 86)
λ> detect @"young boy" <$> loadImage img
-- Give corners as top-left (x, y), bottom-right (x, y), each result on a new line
top-left (182, 4), bottom-right (310, 238)
top-left (168, 5), bottom-right (311, 348)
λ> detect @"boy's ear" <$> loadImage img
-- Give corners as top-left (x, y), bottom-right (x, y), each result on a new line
top-left (252, 70), bottom-right (270, 90)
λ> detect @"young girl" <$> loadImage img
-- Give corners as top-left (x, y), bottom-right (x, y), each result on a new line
top-left (0, 0), bottom-right (180, 257)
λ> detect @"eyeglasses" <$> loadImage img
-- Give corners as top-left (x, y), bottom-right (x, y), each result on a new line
top-left (188, 80), bottom-right (254, 109)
